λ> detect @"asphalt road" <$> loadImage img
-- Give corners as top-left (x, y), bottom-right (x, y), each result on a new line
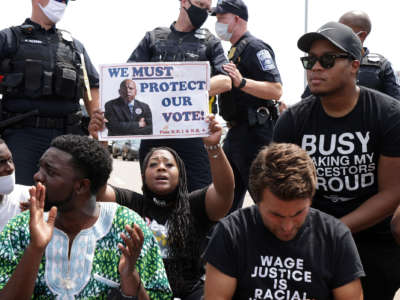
top-left (109, 158), bottom-right (400, 300)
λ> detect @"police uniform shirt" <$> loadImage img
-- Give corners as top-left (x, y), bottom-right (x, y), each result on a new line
top-left (227, 31), bottom-right (281, 115)
top-left (127, 23), bottom-right (228, 76)
top-left (359, 47), bottom-right (400, 100)
top-left (0, 19), bottom-right (99, 115)
top-left (230, 31), bottom-right (281, 85)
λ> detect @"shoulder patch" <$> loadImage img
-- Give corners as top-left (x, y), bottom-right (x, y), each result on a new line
top-left (367, 53), bottom-right (381, 63)
top-left (256, 49), bottom-right (276, 71)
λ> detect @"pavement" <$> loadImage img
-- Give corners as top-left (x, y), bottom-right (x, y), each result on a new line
top-left (109, 158), bottom-right (400, 299)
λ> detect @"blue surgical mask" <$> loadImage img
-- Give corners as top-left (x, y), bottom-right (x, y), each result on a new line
top-left (215, 22), bottom-right (232, 41)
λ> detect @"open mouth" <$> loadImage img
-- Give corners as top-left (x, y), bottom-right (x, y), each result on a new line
top-left (155, 175), bottom-right (168, 181)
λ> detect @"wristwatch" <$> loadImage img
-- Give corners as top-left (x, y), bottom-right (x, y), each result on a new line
top-left (238, 78), bottom-right (246, 89)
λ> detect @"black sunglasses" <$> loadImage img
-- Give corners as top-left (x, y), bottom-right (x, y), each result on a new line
top-left (300, 53), bottom-right (353, 70)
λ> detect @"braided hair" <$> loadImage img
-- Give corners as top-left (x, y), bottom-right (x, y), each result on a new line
top-left (141, 147), bottom-right (201, 293)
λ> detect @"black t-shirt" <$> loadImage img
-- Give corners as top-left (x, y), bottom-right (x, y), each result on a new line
top-left (274, 87), bottom-right (400, 240)
top-left (204, 206), bottom-right (364, 300)
top-left (114, 186), bottom-right (214, 296)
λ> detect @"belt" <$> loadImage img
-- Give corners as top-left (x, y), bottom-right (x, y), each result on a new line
top-left (2, 111), bottom-right (81, 129)
top-left (24, 116), bottom-right (66, 129)
top-left (228, 102), bottom-right (278, 128)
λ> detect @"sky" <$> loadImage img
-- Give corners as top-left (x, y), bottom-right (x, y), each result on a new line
top-left (1, 0), bottom-right (399, 105)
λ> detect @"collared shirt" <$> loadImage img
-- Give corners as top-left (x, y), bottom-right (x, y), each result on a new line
top-left (0, 202), bottom-right (172, 299)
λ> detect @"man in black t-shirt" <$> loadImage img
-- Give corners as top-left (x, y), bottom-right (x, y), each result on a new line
top-left (274, 21), bottom-right (400, 300)
top-left (204, 143), bottom-right (364, 300)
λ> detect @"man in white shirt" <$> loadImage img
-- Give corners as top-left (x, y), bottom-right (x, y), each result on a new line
top-left (0, 139), bottom-right (29, 231)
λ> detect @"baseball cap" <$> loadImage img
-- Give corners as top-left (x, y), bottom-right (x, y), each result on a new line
top-left (211, 0), bottom-right (248, 21)
top-left (297, 21), bottom-right (362, 61)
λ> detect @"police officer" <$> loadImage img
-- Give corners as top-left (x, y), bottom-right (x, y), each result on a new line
top-left (211, 0), bottom-right (283, 212)
top-left (128, 0), bottom-right (231, 193)
top-left (0, 0), bottom-right (99, 185)
top-left (339, 10), bottom-right (400, 100)
top-left (302, 10), bottom-right (400, 100)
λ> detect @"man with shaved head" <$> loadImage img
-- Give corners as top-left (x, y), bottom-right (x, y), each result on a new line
top-left (339, 10), bottom-right (400, 100)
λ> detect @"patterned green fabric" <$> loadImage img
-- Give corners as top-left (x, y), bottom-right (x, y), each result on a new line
top-left (0, 204), bottom-right (172, 299)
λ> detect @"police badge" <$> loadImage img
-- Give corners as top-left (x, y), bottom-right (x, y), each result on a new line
top-left (194, 28), bottom-right (207, 40)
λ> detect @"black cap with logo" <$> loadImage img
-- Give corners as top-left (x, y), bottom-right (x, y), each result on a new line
top-left (297, 21), bottom-right (362, 61)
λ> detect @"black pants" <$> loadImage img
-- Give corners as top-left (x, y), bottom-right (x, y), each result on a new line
top-left (223, 120), bottom-right (275, 213)
top-left (3, 127), bottom-right (64, 185)
top-left (355, 238), bottom-right (400, 300)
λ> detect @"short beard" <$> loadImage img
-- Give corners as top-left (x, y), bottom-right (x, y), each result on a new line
top-left (310, 90), bottom-right (327, 97)
top-left (44, 189), bottom-right (74, 212)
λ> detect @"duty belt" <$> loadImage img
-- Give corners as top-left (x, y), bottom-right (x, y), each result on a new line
top-left (228, 101), bottom-right (278, 128)
top-left (1, 111), bottom-right (81, 129)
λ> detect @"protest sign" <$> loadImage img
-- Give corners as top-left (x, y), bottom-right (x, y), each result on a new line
top-left (99, 61), bottom-right (210, 140)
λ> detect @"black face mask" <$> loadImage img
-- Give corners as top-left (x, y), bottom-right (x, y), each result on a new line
top-left (184, 0), bottom-right (209, 29)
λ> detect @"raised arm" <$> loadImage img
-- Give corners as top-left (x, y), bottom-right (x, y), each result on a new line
top-left (0, 183), bottom-right (57, 299)
top-left (203, 115), bottom-right (234, 221)
top-left (341, 155), bottom-right (400, 233)
top-left (118, 224), bottom-right (150, 300)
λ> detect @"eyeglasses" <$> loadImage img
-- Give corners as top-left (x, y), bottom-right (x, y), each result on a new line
top-left (300, 53), bottom-right (352, 70)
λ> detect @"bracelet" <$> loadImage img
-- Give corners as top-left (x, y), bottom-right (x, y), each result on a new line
top-left (119, 276), bottom-right (141, 299)
top-left (238, 78), bottom-right (246, 89)
top-left (204, 143), bottom-right (221, 151)
top-left (211, 153), bottom-right (220, 159)
top-left (119, 288), bottom-right (137, 300)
